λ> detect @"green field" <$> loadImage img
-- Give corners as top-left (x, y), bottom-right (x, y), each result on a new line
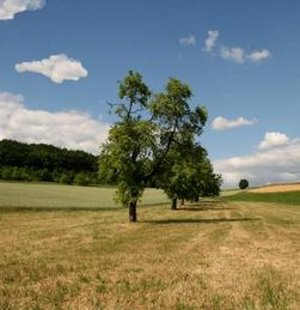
top-left (223, 190), bottom-right (300, 205)
top-left (0, 181), bottom-right (169, 210)
top-left (0, 182), bottom-right (299, 309)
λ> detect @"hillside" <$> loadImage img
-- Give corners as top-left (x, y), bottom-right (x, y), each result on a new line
top-left (0, 139), bottom-right (99, 185)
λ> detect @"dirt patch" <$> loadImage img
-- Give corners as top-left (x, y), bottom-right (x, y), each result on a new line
top-left (250, 183), bottom-right (300, 193)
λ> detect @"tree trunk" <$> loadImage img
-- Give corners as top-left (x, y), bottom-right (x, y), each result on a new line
top-left (181, 198), bottom-right (185, 206)
top-left (171, 197), bottom-right (177, 210)
top-left (194, 196), bottom-right (199, 202)
top-left (129, 201), bottom-right (137, 222)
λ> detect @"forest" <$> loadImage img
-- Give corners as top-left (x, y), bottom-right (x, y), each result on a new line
top-left (0, 139), bottom-right (99, 185)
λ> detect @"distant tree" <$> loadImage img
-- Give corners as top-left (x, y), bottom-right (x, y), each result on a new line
top-left (239, 179), bottom-right (249, 190)
top-left (99, 71), bottom-right (207, 222)
top-left (160, 145), bottom-right (222, 209)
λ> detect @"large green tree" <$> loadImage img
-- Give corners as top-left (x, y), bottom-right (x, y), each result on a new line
top-left (99, 71), bottom-right (207, 222)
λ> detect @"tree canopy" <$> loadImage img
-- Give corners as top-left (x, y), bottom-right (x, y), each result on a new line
top-left (239, 179), bottom-right (249, 190)
top-left (99, 71), bottom-right (220, 222)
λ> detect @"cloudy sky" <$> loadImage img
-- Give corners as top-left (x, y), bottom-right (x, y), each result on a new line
top-left (1, 0), bottom-right (300, 187)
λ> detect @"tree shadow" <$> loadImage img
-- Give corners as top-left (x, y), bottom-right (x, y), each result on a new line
top-left (177, 206), bottom-right (232, 212)
top-left (140, 202), bottom-right (170, 207)
top-left (143, 218), bottom-right (260, 225)
top-left (175, 200), bottom-right (231, 212)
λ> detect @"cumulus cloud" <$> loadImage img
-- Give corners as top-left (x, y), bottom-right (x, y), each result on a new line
top-left (259, 132), bottom-right (290, 150)
top-left (220, 46), bottom-right (271, 64)
top-left (220, 46), bottom-right (246, 64)
top-left (214, 133), bottom-right (300, 187)
top-left (15, 54), bottom-right (88, 84)
top-left (179, 35), bottom-right (196, 46)
top-left (212, 116), bottom-right (256, 130)
top-left (0, 92), bottom-right (109, 154)
top-left (0, 0), bottom-right (45, 20)
top-left (248, 49), bottom-right (271, 62)
top-left (203, 30), bottom-right (219, 53)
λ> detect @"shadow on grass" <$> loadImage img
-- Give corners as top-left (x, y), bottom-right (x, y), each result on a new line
top-left (177, 206), bottom-right (233, 212)
top-left (174, 200), bottom-right (232, 212)
top-left (140, 202), bottom-right (170, 207)
top-left (0, 206), bottom-right (124, 213)
top-left (143, 217), bottom-right (260, 225)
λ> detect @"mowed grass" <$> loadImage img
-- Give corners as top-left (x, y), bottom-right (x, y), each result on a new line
top-left (0, 182), bottom-right (299, 309)
top-left (223, 190), bottom-right (300, 206)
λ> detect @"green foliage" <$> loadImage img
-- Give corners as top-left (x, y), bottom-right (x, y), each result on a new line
top-left (59, 171), bottom-right (75, 184)
top-left (160, 146), bottom-right (222, 207)
top-left (74, 173), bottom-right (91, 186)
top-left (239, 179), bottom-right (249, 190)
top-left (0, 139), bottom-right (99, 185)
top-left (0, 166), bottom-right (33, 181)
top-left (99, 71), bottom-right (211, 221)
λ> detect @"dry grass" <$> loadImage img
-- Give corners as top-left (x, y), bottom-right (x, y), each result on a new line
top-left (250, 183), bottom-right (300, 193)
top-left (0, 184), bottom-right (299, 309)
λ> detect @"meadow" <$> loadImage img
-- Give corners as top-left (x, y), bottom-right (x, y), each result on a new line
top-left (223, 191), bottom-right (300, 205)
top-left (0, 181), bottom-right (299, 309)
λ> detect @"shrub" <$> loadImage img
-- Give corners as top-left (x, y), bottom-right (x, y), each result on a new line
top-left (74, 173), bottom-right (90, 186)
top-left (239, 179), bottom-right (249, 190)
top-left (59, 171), bottom-right (75, 184)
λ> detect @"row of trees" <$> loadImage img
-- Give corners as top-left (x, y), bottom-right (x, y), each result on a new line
top-left (99, 71), bottom-right (222, 222)
top-left (0, 140), bottom-right (99, 185)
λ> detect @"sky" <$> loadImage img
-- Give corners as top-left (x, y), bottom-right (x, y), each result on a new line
top-left (1, 0), bottom-right (300, 187)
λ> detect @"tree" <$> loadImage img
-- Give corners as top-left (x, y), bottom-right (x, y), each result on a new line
top-left (99, 71), bottom-right (207, 222)
top-left (160, 145), bottom-right (222, 209)
top-left (239, 179), bottom-right (249, 190)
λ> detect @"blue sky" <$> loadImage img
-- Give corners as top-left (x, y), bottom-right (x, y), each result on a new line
top-left (1, 0), bottom-right (300, 187)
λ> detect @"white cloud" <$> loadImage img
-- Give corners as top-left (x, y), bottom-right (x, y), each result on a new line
top-left (214, 133), bottom-right (300, 187)
top-left (0, 0), bottom-right (45, 20)
top-left (259, 132), bottom-right (290, 150)
top-left (220, 46), bottom-right (271, 64)
top-left (248, 49), bottom-right (271, 62)
top-left (220, 46), bottom-right (246, 64)
top-left (212, 116), bottom-right (256, 130)
top-left (15, 54), bottom-right (88, 84)
top-left (0, 92), bottom-right (109, 154)
top-left (201, 28), bottom-right (271, 64)
top-left (203, 30), bottom-right (219, 53)
top-left (179, 35), bottom-right (196, 46)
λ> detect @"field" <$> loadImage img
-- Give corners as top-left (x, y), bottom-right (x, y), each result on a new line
top-left (0, 182), bottom-right (299, 309)
top-left (249, 183), bottom-right (300, 193)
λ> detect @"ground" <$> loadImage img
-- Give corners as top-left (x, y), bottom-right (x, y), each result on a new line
top-left (0, 182), bottom-right (299, 309)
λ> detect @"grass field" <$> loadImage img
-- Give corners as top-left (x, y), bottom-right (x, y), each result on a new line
top-left (0, 181), bottom-right (169, 210)
top-left (223, 190), bottom-right (300, 206)
top-left (0, 182), bottom-right (299, 309)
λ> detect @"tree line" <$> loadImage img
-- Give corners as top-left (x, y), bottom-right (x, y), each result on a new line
top-left (0, 139), bottom-right (99, 185)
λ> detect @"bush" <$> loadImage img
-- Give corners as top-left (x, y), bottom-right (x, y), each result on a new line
top-left (0, 166), bottom-right (13, 180)
top-left (59, 171), bottom-right (75, 184)
top-left (74, 173), bottom-right (90, 186)
top-left (0, 166), bottom-right (33, 181)
top-left (239, 179), bottom-right (249, 190)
